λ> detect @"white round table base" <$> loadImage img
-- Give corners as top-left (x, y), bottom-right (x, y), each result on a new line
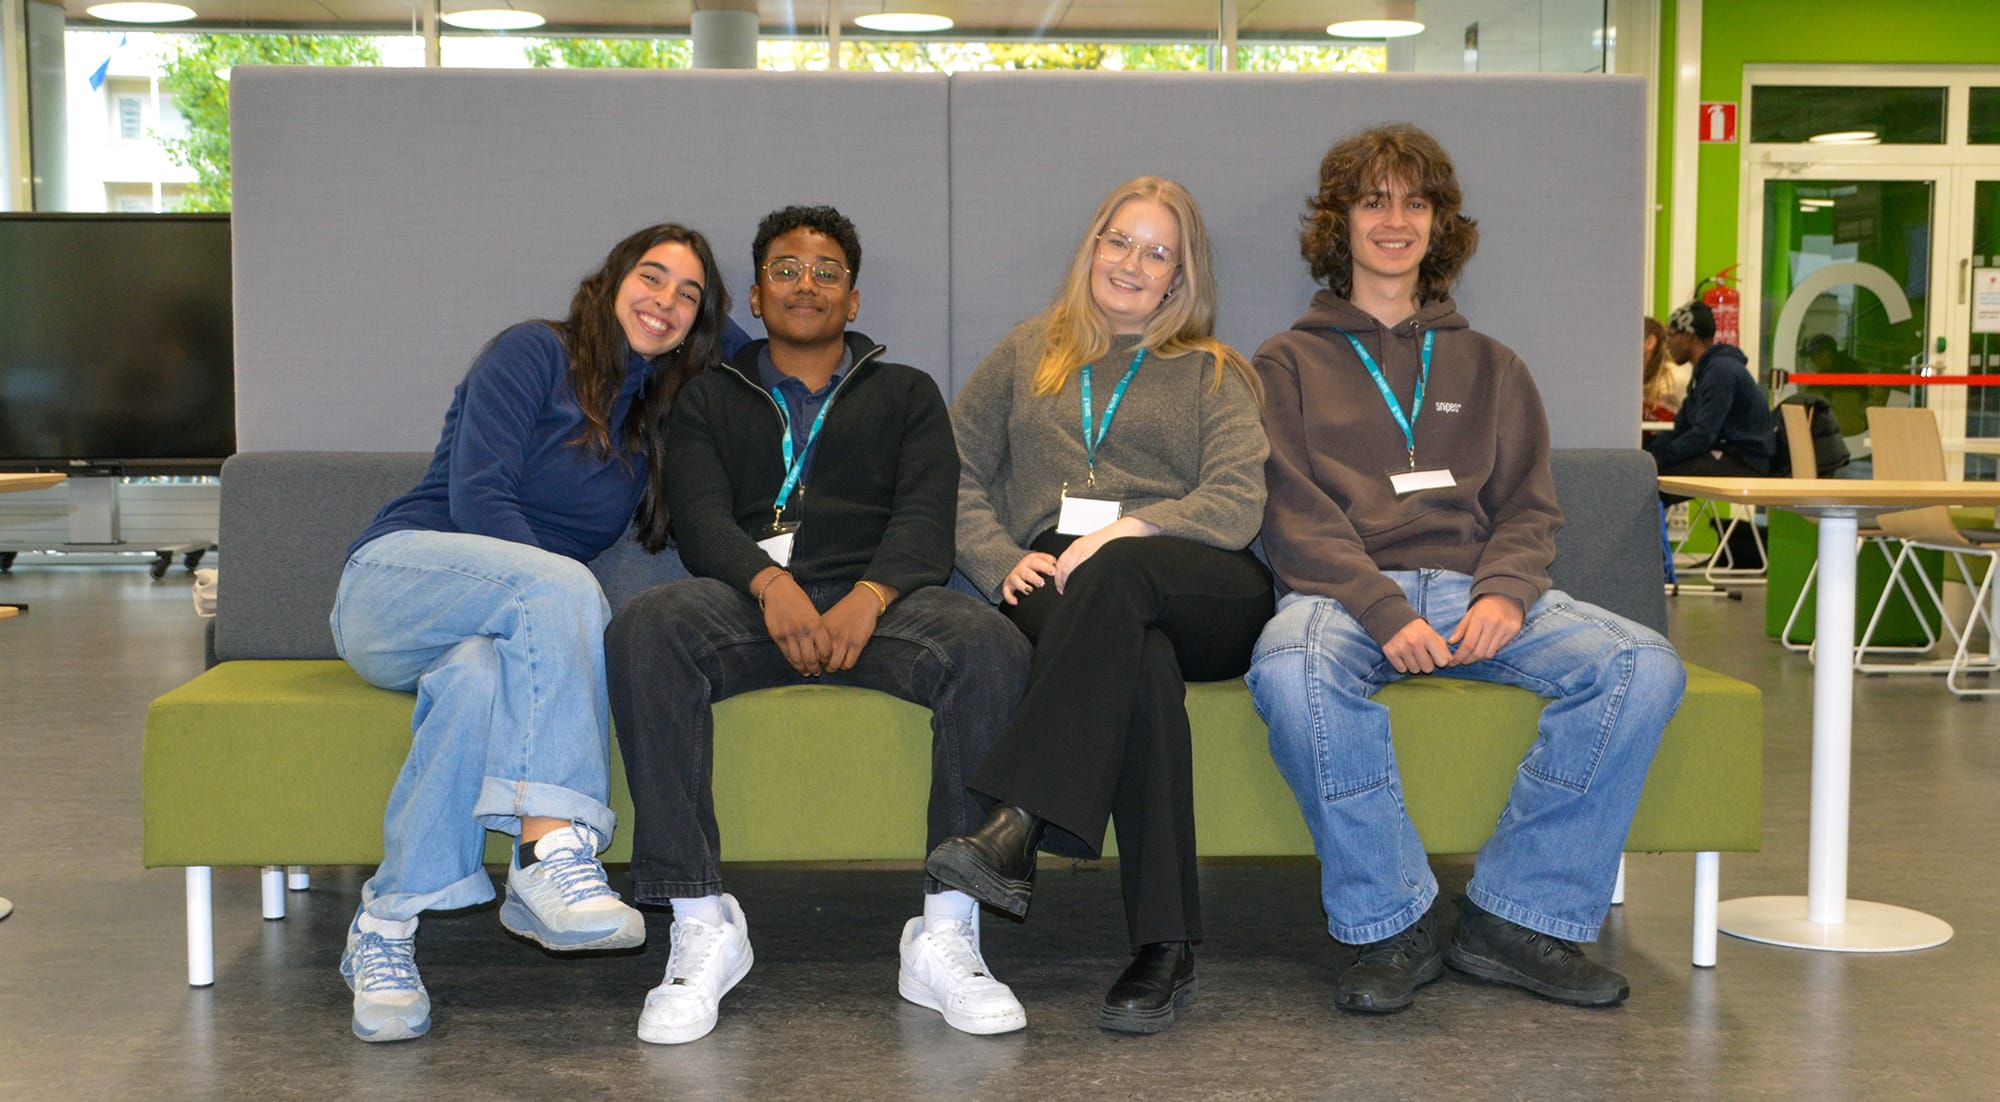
top-left (1718, 896), bottom-right (1952, 952)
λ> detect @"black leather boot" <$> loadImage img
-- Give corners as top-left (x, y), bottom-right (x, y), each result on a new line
top-left (1099, 941), bottom-right (1196, 1034)
top-left (923, 805), bottom-right (1043, 917)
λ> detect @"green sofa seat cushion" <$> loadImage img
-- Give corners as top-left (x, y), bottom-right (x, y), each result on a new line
top-left (144, 659), bottom-right (1759, 868)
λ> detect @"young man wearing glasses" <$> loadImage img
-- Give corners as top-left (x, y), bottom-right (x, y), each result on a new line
top-left (1246, 125), bottom-right (1685, 1014)
top-left (605, 205), bottom-right (1032, 1045)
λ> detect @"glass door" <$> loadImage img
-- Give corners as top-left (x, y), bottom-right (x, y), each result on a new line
top-left (1948, 171), bottom-right (2000, 480)
top-left (1751, 165), bottom-right (1948, 462)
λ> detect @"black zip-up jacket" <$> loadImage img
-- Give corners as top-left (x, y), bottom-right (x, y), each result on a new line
top-left (662, 330), bottom-right (959, 596)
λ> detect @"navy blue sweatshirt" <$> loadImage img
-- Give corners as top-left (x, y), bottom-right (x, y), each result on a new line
top-left (1645, 342), bottom-right (1776, 473)
top-left (350, 322), bottom-right (653, 562)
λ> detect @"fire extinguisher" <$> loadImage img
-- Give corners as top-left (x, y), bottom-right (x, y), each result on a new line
top-left (1698, 265), bottom-right (1741, 349)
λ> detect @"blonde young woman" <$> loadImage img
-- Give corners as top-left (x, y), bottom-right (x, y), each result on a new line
top-left (926, 177), bottom-right (1272, 1033)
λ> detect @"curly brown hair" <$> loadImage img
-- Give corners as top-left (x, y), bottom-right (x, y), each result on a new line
top-left (546, 223), bottom-right (729, 552)
top-left (1299, 123), bottom-right (1479, 303)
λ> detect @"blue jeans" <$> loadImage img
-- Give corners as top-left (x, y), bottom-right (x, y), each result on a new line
top-left (606, 578), bottom-right (1031, 903)
top-left (330, 529), bottom-right (619, 922)
top-left (1245, 571), bottom-right (1684, 944)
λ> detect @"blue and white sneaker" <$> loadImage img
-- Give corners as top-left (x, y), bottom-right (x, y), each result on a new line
top-left (499, 824), bottom-right (645, 952)
top-left (340, 910), bottom-right (430, 1042)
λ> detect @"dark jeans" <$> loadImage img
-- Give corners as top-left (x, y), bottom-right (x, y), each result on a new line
top-left (605, 577), bottom-right (1031, 903)
top-left (971, 534), bottom-right (1273, 948)
top-left (1654, 450), bottom-right (1769, 504)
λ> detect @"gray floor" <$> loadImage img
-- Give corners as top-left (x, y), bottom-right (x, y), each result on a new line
top-left (2, 566), bottom-right (1997, 1100)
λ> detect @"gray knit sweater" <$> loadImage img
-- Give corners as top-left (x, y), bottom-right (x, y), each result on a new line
top-left (953, 319), bottom-right (1269, 601)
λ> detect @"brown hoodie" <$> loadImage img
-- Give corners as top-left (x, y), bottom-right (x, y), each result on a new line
top-left (1253, 291), bottom-right (1561, 646)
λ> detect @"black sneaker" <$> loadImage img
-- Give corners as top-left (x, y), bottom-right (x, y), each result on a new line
top-left (1334, 903), bottom-right (1444, 1014)
top-left (1444, 898), bottom-right (1629, 1007)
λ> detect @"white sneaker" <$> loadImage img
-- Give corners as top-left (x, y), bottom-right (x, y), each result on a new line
top-left (500, 824), bottom-right (645, 951)
top-left (898, 915), bottom-right (1027, 1035)
top-left (637, 894), bottom-right (753, 1045)
top-left (340, 910), bottom-right (430, 1042)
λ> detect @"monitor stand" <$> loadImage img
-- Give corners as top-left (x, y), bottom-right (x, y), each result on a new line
top-left (66, 472), bottom-right (124, 545)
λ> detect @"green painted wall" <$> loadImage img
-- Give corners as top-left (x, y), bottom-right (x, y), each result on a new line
top-left (1688, 1), bottom-right (2000, 311)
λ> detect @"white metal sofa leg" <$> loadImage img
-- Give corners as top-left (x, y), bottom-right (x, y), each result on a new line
top-left (261, 866), bottom-right (286, 920)
top-left (1693, 852), bottom-right (1719, 968)
top-left (186, 867), bottom-right (214, 987)
top-left (286, 866), bottom-right (310, 891)
top-left (1612, 855), bottom-right (1626, 905)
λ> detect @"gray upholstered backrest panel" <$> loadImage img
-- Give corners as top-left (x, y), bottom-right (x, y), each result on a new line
top-left (213, 451), bottom-right (429, 661)
top-left (1547, 448), bottom-right (1667, 635)
top-left (230, 68), bottom-right (951, 452)
top-left (947, 73), bottom-right (1645, 445)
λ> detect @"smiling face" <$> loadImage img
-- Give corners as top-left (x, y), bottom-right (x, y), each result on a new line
top-left (750, 227), bottom-right (858, 350)
top-left (1090, 198), bottom-right (1182, 335)
top-left (613, 241), bottom-right (706, 358)
top-left (1346, 176), bottom-right (1433, 295)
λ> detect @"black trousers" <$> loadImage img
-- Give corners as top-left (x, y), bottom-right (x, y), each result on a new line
top-left (605, 578), bottom-right (1031, 904)
top-left (970, 533), bottom-right (1273, 948)
top-left (1654, 450), bottom-right (1769, 504)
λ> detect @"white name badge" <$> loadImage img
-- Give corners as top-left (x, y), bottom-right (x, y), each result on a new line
top-left (756, 523), bottom-right (799, 568)
top-left (1389, 467), bottom-right (1456, 496)
top-left (1056, 493), bottom-right (1122, 536)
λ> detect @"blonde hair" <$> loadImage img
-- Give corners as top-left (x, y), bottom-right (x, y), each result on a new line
top-left (1030, 176), bottom-right (1257, 400)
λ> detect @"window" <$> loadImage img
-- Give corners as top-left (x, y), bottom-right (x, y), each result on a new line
top-left (115, 94), bottom-right (144, 141)
top-left (1749, 85), bottom-right (1947, 145)
top-left (1971, 88), bottom-right (2000, 145)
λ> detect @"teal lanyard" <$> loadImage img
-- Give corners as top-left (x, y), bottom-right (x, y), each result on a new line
top-left (771, 385), bottom-right (835, 518)
top-left (1079, 348), bottom-right (1147, 488)
top-left (1339, 328), bottom-right (1433, 469)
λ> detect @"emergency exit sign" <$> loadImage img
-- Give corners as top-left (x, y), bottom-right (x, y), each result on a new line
top-left (1700, 102), bottom-right (1738, 144)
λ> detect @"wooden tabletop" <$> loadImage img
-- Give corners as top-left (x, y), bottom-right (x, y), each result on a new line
top-left (1658, 476), bottom-right (2000, 510)
top-left (0, 473), bottom-right (66, 494)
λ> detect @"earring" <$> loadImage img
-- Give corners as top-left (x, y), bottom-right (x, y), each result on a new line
top-left (1161, 288), bottom-right (1177, 303)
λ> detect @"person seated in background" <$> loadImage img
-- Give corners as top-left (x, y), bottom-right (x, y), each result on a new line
top-left (1645, 301), bottom-right (1775, 484)
top-left (1641, 315), bottom-right (1679, 424)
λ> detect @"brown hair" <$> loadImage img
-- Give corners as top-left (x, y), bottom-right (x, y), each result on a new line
top-left (544, 223), bottom-right (729, 552)
top-left (1642, 315), bottom-right (1678, 412)
top-left (1299, 123), bottom-right (1479, 302)
top-left (1031, 176), bottom-right (1255, 399)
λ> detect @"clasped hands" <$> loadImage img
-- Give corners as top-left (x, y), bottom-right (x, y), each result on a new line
top-left (753, 567), bottom-right (894, 676)
top-left (1382, 593), bottom-right (1524, 674)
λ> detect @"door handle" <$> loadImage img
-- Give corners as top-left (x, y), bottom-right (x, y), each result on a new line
top-left (1963, 257), bottom-right (1972, 305)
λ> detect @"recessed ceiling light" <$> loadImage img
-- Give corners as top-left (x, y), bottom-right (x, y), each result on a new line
top-left (1327, 18), bottom-right (1425, 39)
top-left (1799, 198), bottom-right (1836, 208)
top-left (1808, 130), bottom-right (1881, 145)
top-left (440, 8), bottom-right (547, 30)
top-left (85, 2), bottom-right (197, 23)
top-left (853, 12), bottom-right (954, 33)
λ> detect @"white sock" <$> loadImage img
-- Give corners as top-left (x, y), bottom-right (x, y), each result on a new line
top-left (924, 889), bottom-right (978, 931)
top-left (672, 895), bottom-right (727, 927)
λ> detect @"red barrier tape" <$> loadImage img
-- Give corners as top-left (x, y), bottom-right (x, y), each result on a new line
top-left (1787, 373), bottom-right (2000, 386)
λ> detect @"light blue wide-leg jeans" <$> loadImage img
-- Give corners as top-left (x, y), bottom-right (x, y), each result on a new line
top-left (1246, 570), bottom-right (1685, 945)
top-left (330, 529), bottom-right (619, 922)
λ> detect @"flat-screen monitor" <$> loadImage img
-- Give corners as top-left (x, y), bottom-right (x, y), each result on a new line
top-left (0, 213), bottom-right (233, 474)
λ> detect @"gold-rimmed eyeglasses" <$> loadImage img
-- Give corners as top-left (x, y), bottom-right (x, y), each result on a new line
top-left (763, 257), bottom-right (852, 288)
top-left (1095, 231), bottom-right (1178, 281)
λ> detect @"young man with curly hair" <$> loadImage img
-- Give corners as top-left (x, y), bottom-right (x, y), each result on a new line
top-left (1245, 124), bottom-right (1686, 1014)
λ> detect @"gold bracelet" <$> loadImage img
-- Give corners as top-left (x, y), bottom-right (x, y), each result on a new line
top-left (855, 579), bottom-right (889, 615)
top-left (755, 571), bottom-right (789, 610)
